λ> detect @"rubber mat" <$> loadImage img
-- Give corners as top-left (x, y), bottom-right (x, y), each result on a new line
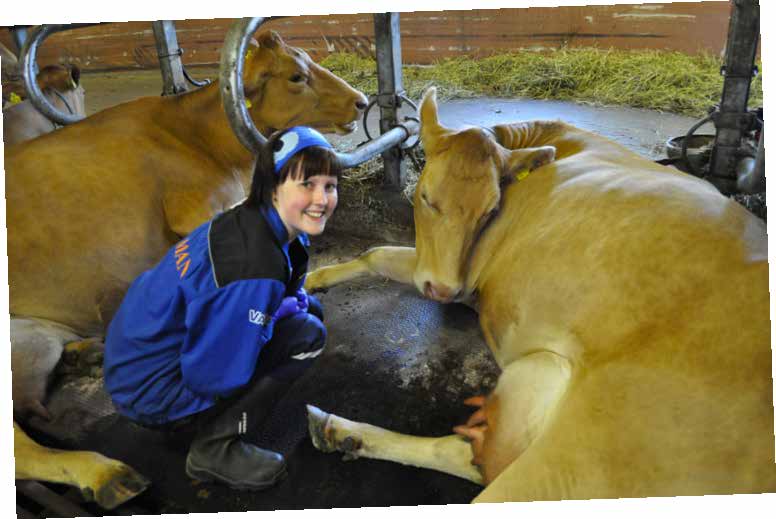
top-left (26, 278), bottom-right (501, 512)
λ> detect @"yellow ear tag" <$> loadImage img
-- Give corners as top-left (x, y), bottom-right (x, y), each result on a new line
top-left (516, 169), bottom-right (531, 181)
top-left (9, 92), bottom-right (22, 105)
top-left (245, 49), bottom-right (255, 61)
top-left (245, 99), bottom-right (253, 109)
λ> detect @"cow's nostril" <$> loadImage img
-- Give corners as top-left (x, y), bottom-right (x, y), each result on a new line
top-left (355, 99), bottom-right (367, 111)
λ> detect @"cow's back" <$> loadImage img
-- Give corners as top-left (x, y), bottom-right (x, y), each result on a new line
top-left (468, 125), bottom-right (774, 498)
top-left (5, 96), bottom-right (239, 335)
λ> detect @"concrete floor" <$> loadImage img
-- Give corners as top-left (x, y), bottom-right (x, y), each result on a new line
top-left (24, 68), bottom-right (710, 513)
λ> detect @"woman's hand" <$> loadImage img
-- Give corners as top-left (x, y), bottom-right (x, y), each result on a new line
top-left (274, 289), bottom-right (310, 320)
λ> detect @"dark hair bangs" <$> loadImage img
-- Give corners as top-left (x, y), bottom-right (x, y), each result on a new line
top-left (246, 130), bottom-right (343, 209)
top-left (278, 146), bottom-right (343, 184)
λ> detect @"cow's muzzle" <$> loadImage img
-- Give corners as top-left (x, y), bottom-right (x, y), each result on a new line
top-left (423, 281), bottom-right (461, 303)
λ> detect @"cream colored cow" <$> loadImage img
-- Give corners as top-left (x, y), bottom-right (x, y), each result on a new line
top-left (305, 87), bottom-right (775, 502)
top-left (3, 63), bottom-right (86, 145)
top-left (6, 30), bottom-right (366, 509)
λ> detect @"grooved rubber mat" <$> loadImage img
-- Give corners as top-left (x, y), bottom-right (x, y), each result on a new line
top-left (27, 279), bottom-right (501, 512)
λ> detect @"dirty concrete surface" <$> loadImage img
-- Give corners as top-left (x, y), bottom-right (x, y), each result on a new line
top-left (19, 68), bottom-right (712, 513)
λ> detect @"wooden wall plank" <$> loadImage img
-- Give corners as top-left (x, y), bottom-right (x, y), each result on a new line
top-left (0, 2), bottom-right (734, 72)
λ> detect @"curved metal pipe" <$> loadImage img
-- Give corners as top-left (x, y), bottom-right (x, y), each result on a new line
top-left (680, 114), bottom-right (713, 178)
top-left (20, 23), bottom-right (100, 126)
top-left (219, 17), bottom-right (418, 167)
top-left (219, 17), bottom-right (273, 153)
top-left (335, 119), bottom-right (420, 169)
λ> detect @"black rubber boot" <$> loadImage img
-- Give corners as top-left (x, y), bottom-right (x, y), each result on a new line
top-left (185, 377), bottom-right (288, 490)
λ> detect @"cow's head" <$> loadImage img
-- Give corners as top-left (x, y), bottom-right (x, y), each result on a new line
top-left (243, 31), bottom-right (367, 135)
top-left (413, 87), bottom-right (556, 303)
top-left (36, 64), bottom-right (86, 117)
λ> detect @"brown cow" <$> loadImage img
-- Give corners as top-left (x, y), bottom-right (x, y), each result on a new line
top-left (3, 63), bottom-right (86, 145)
top-left (304, 87), bottom-right (775, 502)
top-left (6, 30), bottom-right (366, 509)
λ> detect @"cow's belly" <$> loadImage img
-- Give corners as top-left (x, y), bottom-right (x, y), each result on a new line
top-left (7, 190), bottom-right (177, 336)
top-left (474, 257), bottom-right (774, 498)
top-left (536, 349), bottom-right (775, 498)
top-left (477, 356), bottom-right (776, 502)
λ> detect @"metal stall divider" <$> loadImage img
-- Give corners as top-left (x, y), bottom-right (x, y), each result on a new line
top-left (220, 16), bottom-right (419, 173)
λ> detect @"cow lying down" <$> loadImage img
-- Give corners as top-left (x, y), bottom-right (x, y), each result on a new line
top-left (3, 63), bottom-right (85, 146)
top-left (304, 87), bottom-right (775, 502)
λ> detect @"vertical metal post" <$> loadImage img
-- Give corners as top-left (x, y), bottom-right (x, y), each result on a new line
top-left (151, 20), bottom-right (188, 96)
top-left (10, 26), bottom-right (36, 77)
top-left (707, 0), bottom-right (760, 194)
top-left (374, 13), bottom-right (406, 189)
top-left (10, 26), bottom-right (29, 54)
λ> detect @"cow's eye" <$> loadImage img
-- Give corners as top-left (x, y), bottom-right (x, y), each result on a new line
top-left (290, 73), bottom-right (306, 83)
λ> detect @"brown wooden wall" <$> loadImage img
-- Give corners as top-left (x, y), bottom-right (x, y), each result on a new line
top-left (1, 2), bottom-right (733, 72)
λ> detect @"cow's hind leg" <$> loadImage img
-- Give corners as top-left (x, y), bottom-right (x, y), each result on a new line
top-left (305, 246), bottom-right (416, 291)
top-left (14, 421), bottom-right (150, 509)
top-left (11, 318), bottom-right (150, 508)
top-left (10, 317), bottom-right (80, 420)
top-left (307, 405), bottom-right (483, 484)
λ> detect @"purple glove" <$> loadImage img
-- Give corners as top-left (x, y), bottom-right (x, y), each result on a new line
top-left (274, 296), bottom-right (302, 321)
top-left (295, 288), bottom-right (309, 313)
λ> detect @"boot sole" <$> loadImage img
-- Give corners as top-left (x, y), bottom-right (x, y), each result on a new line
top-left (185, 456), bottom-right (288, 491)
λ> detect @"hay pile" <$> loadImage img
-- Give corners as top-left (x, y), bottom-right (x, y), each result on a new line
top-left (324, 48), bottom-right (764, 220)
top-left (322, 48), bottom-right (763, 119)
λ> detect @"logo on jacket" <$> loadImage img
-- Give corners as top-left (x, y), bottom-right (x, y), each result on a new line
top-left (249, 309), bottom-right (271, 326)
top-left (175, 239), bottom-right (191, 279)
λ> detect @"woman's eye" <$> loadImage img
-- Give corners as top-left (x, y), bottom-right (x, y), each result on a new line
top-left (326, 183), bottom-right (338, 192)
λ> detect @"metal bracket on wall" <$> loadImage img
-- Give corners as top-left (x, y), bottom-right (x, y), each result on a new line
top-left (711, 111), bottom-right (758, 131)
top-left (707, 0), bottom-right (760, 194)
top-left (151, 21), bottom-right (189, 96)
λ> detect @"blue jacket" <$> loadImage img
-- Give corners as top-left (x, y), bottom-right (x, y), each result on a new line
top-left (104, 203), bottom-right (309, 425)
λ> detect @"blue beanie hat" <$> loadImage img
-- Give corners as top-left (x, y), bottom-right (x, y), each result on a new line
top-left (273, 126), bottom-right (334, 174)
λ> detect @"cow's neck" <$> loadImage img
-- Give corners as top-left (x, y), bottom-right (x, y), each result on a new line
top-left (168, 82), bottom-right (260, 179)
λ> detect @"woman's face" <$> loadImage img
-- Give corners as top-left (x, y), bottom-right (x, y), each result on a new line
top-left (273, 165), bottom-right (338, 240)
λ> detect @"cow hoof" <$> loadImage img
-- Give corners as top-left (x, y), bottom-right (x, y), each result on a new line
top-left (306, 405), bottom-right (336, 453)
top-left (61, 339), bottom-right (105, 376)
top-left (91, 464), bottom-right (151, 510)
top-left (302, 269), bottom-right (331, 293)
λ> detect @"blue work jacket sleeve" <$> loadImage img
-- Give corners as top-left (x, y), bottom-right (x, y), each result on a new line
top-left (179, 278), bottom-right (284, 398)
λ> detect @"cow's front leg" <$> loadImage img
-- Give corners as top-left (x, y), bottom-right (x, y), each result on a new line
top-left (305, 246), bottom-right (416, 291)
top-left (307, 405), bottom-right (483, 484)
top-left (14, 422), bottom-right (150, 509)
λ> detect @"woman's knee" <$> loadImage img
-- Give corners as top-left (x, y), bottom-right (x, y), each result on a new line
top-left (307, 295), bottom-right (324, 321)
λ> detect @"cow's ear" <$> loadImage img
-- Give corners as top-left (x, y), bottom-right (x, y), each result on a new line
top-left (502, 145), bottom-right (556, 181)
top-left (257, 30), bottom-right (283, 49)
top-left (420, 86), bottom-right (446, 152)
top-left (68, 64), bottom-right (81, 88)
